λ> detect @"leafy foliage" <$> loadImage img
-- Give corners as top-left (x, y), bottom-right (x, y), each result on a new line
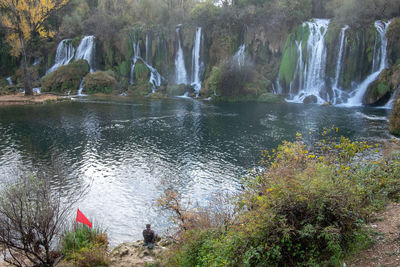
top-left (0, 174), bottom-right (82, 267)
top-left (83, 70), bottom-right (117, 94)
top-left (390, 97), bottom-right (400, 137)
top-left (161, 129), bottom-right (400, 266)
top-left (0, 0), bottom-right (68, 94)
top-left (60, 225), bottom-right (109, 267)
top-left (41, 59), bottom-right (90, 93)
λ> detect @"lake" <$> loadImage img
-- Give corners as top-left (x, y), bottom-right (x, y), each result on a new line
top-left (0, 96), bottom-right (393, 245)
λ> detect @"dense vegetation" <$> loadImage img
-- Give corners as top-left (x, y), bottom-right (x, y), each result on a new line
top-left (1, 0), bottom-right (399, 98)
top-left (159, 129), bottom-right (400, 266)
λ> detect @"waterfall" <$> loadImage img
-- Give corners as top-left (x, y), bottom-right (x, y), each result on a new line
top-left (78, 78), bottom-right (85, 96)
top-left (130, 40), bottom-right (141, 85)
top-left (273, 77), bottom-right (283, 95)
top-left (191, 27), bottom-right (203, 93)
top-left (129, 38), bottom-right (163, 93)
top-left (331, 25), bottom-right (349, 104)
top-left (145, 34), bottom-right (151, 64)
top-left (75, 36), bottom-right (96, 72)
top-left (286, 19), bottom-right (330, 104)
top-left (344, 20), bottom-right (391, 107)
top-left (289, 41), bottom-right (305, 98)
top-left (175, 27), bottom-right (188, 85)
top-left (233, 44), bottom-right (245, 68)
top-left (47, 39), bottom-right (75, 74)
top-left (384, 86), bottom-right (399, 109)
top-left (147, 64), bottom-right (162, 93)
top-left (6, 77), bottom-right (12, 85)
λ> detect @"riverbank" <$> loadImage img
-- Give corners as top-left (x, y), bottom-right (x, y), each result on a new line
top-left (0, 93), bottom-right (65, 106)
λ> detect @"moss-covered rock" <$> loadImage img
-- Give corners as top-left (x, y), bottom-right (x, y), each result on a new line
top-left (83, 71), bottom-right (117, 94)
top-left (364, 64), bottom-right (400, 105)
top-left (166, 84), bottom-right (187, 96)
top-left (278, 23), bottom-right (309, 93)
top-left (387, 17), bottom-right (400, 66)
top-left (257, 92), bottom-right (283, 103)
top-left (41, 60), bottom-right (90, 93)
top-left (132, 59), bottom-right (151, 92)
top-left (390, 96), bottom-right (400, 137)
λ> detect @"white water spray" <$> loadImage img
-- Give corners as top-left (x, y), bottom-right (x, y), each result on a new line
top-left (191, 27), bottom-right (203, 93)
top-left (175, 27), bottom-right (188, 85)
top-left (344, 20), bottom-right (391, 107)
top-left (233, 44), bottom-right (245, 68)
top-left (6, 77), bottom-right (12, 85)
top-left (287, 19), bottom-right (330, 104)
top-left (332, 25), bottom-right (349, 104)
top-left (47, 39), bottom-right (75, 74)
top-left (129, 38), bottom-right (163, 93)
top-left (75, 36), bottom-right (96, 72)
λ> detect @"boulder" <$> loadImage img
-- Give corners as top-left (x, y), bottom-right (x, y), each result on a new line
top-left (166, 84), bottom-right (187, 96)
top-left (364, 64), bottom-right (400, 106)
top-left (109, 239), bottom-right (171, 267)
top-left (303, 95), bottom-right (318, 104)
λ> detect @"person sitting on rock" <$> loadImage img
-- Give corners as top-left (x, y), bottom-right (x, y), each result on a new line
top-left (142, 224), bottom-right (156, 249)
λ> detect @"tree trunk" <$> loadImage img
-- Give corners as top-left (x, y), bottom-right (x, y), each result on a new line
top-left (20, 35), bottom-right (32, 96)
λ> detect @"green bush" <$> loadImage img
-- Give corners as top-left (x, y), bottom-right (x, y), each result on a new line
top-left (60, 225), bottom-right (109, 267)
top-left (390, 97), bottom-right (400, 137)
top-left (41, 60), bottom-right (90, 94)
top-left (163, 129), bottom-right (400, 266)
top-left (83, 70), bottom-right (117, 94)
top-left (208, 58), bottom-right (256, 98)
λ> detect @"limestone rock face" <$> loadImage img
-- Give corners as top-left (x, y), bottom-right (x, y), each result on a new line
top-left (109, 239), bottom-right (170, 267)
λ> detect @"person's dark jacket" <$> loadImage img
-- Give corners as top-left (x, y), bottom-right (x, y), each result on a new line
top-left (143, 229), bottom-right (155, 243)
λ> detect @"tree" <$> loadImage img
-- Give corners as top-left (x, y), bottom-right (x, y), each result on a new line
top-left (0, 174), bottom-right (84, 267)
top-left (0, 0), bottom-right (68, 95)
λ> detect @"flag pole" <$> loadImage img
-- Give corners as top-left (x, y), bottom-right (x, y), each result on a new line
top-left (74, 216), bottom-right (77, 267)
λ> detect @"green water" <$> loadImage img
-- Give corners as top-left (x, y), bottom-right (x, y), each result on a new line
top-left (0, 96), bottom-right (392, 244)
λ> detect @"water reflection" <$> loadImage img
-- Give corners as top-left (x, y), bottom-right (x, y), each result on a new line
top-left (0, 98), bottom-right (393, 245)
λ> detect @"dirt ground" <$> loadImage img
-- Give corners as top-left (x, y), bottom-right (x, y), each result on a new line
top-left (0, 93), bottom-right (62, 106)
top-left (348, 202), bottom-right (400, 267)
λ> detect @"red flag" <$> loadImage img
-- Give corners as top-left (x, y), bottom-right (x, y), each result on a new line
top-left (76, 209), bottom-right (92, 228)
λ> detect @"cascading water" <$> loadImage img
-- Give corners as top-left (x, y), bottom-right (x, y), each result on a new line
top-left (6, 77), bottom-right (12, 85)
top-left (78, 79), bottom-right (86, 96)
top-left (288, 40), bottom-right (304, 98)
top-left (233, 44), bottom-right (245, 68)
top-left (47, 39), bottom-right (75, 74)
top-left (191, 27), bottom-right (203, 94)
top-left (129, 40), bottom-right (141, 85)
top-left (75, 36), bottom-right (96, 73)
top-left (175, 27), bottom-right (188, 85)
top-left (145, 34), bottom-right (150, 64)
top-left (384, 86), bottom-right (399, 109)
top-left (287, 19), bottom-right (330, 104)
top-left (344, 20), bottom-right (391, 107)
top-left (331, 25), bottom-right (349, 104)
top-left (129, 38), bottom-right (163, 93)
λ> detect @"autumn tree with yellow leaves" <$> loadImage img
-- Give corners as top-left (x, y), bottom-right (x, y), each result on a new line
top-left (0, 0), bottom-right (68, 95)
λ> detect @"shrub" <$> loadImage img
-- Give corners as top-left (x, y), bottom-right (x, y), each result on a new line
top-left (0, 175), bottom-right (82, 267)
top-left (209, 57), bottom-right (256, 97)
top-left (390, 97), bottom-right (400, 137)
top-left (41, 60), bottom-right (90, 94)
top-left (161, 129), bottom-right (400, 266)
top-left (83, 70), bottom-right (117, 94)
top-left (60, 225), bottom-right (109, 267)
